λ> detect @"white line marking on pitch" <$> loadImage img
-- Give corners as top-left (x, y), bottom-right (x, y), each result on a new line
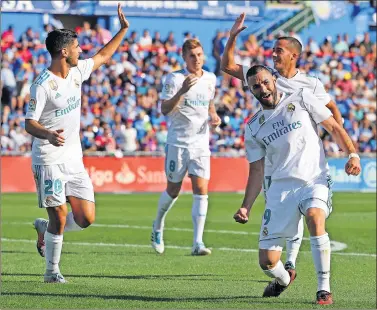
top-left (1, 238), bottom-right (375, 257)
top-left (2, 222), bottom-right (352, 252)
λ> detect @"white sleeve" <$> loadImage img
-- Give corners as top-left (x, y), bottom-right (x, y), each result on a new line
top-left (244, 125), bottom-right (266, 163)
top-left (160, 73), bottom-right (178, 100)
top-left (25, 84), bottom-right (47, 121)
top-left (77, 58), bottom-right (94, 82)
top-left (301, 88), bottom-right (332, 124)
top-left (313, 77), bottom-right (332, 105)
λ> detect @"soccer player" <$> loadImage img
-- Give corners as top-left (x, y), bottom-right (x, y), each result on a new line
top-left (233, 65), bottom-right (361, 304)
top-left (151, 39), bottom-right (221, 255)
top-left (25, 4), bottom-right (129, 283)
top-left (221, 13), bottom-right (344, 273)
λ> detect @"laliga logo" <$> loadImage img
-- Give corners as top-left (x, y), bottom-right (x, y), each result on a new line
top-left (363, 162), bottom-right (376, 188)
top-left (51, 0), bottom-right (70, 11)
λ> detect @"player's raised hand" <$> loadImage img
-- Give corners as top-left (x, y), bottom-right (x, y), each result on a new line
top-left (345, 157), bottom-right (361, 176)
top-left (180, 74), bottom-right (199, 94)
top-left (47, 129), bottom-right (65, 147)
top-left (233, 207), bottom-right (249, 224)
top-left (117, 3), bottom-right (130, 30)
top-left (230, 13), bottom-right (247, 37)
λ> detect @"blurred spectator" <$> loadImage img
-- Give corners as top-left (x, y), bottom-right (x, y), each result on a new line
top-left (116, 119), bottom-right (138, 152)
top-left (164, 31), bottom-right (178, 53)
top-left (334, 34), bottom-right (349, 53)
top-left (1, 25), bottom-right (15, 53)
top-left (95, 24), bottom-right (112, 45)
top-left (212, 30), bottom-right (223, 76)
top-left (18, 27), bottom-right (35, 48)
top-left (1, 62), bottom-right (17, 106)
top-left (183, 31), bottom-right (192, 42)
top-left (139, 29), bottom-right (152, 48)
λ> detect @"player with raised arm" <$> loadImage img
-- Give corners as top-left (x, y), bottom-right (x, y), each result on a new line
top-left (151, 39), bottom-right (221, 256)
top-left (233, 65), bottom-right (361, 304)
top-left (25, 4), bottom-right (129, 283)
top-left (221, 13), bottom-right (344, 273)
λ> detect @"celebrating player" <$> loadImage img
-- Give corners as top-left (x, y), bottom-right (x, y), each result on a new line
top-left (151, 39), bottom-right (221, 255)
top-left (25, 4), bottom-right (129, 283)
top-left (221, 12), bottom-right (344, 273)
top-left (233, 65), bottom-right (361, 304)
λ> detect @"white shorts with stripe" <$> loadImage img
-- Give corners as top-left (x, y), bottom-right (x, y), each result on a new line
top-left (32, 161), bottom-right (95, 208)
top-left (164, 144), bottom-right (211, 183)
top-left (259, 176), bottom-right (333, 251)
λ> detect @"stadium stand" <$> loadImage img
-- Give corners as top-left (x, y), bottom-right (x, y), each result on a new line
top-left (1, 18), bottom-right (376, 157)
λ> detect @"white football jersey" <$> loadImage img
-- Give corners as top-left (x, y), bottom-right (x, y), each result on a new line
top-left (26, 58), bottom-right (94, 165)
top-left (245, 89), bottom-right (332, 183)
top-left (242, 66), bottom-right (332, 106)
top-left (161, 68), bottom-right (216, 150)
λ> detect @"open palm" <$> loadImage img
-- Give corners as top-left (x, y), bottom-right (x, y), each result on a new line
top-left (230, 12), bottom-right (247, 37)
top-left (118, 3), bottom-right (130, 29)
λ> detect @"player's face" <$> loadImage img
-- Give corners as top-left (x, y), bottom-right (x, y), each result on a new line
top-left (65, 39), bottom-right (82, 67)
top-left (183, 46), bottom-right (204, 73)
top-left (248, 70), bottom-right (278, 109)
top-left (272, 40), bottom-right (294, 72)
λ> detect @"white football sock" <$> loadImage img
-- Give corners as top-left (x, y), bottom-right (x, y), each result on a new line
top-left (310, 233), bottom-right (331, 292)
top-left (154, 191), bottom-right (178, 231)
top-left (286, 217), bottom-right (304, 266)
top-left (192, 194), bottom-right (208, 244)
top-left (64, 212), bottom-right (83, 232)
top-left (44, 231), bottom-right (63, 274)
top-left (263, 260), bottom-right (291, 286)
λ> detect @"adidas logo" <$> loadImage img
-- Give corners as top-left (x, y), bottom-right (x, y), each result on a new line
top-left (55, 93), bottom-right (61, 99)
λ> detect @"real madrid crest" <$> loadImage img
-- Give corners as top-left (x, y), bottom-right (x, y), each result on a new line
top-left (262, 226), bottom-right (268, 236)
top-left (48, 80), bottom-right (58, 91)
top-left (259, 114), bottom-right (265, 124)
top-left (28, 98), bottom-right (37, 112)
top-left (287, 103), bottom-right (295, 112)
top-left (165, 83), bottom-right (173, 94)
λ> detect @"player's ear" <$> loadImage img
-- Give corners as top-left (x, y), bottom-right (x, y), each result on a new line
top-left (61, 47), bottom-right (68, 58)
top-left (292, 52), bottom-right (299, 61)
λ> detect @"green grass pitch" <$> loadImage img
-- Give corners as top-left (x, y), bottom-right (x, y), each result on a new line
top-left (1, 192), bottom-right (376, 309)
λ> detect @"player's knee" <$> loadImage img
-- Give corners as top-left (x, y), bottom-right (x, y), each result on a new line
top-left (76, 213), bottom-right (95, 228)
top-left (259, 259), bottom-right (278, 271)
top-left (259, 254), bottom-right (279, 270)
top-left (166, 183), bottom-right (181, 198)
top-left (191, 181), bottom-right (208, 195)
top-left (193, 186), bottom-right (207, 195)
top-left (305, 209), bottom-right (326, 236)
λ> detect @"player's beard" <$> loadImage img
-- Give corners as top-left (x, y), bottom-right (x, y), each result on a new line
top-left (255, 89), bottom-right (279, 109)
top-left (66, 55), bottom-right (78, 68)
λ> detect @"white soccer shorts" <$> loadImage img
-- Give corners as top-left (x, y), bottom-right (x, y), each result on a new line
top-left (259, 177), bottom-right (333, 251)
top-left (32, 162), bottom-right (95, 208)
top-left (164, 144), bottom-right (210, 183)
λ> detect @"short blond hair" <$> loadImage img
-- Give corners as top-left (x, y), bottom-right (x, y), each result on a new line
top-left (182, 39), bottom-right (203, 57)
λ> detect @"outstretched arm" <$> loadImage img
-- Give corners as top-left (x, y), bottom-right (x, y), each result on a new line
top-left (220, 13), bottom-right (247, 81)
top-left (92, 3), bottom-right (130, 71)
top-left (233, 158), bottom-right (264, 224)
top-left (325, 100), bottom-right (343, 125)
top-left (321, 117), bottom-right (361, 176)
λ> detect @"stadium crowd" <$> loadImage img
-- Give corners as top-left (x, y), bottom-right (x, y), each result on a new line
top-left (1, 23), bottom-right (376, 157)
